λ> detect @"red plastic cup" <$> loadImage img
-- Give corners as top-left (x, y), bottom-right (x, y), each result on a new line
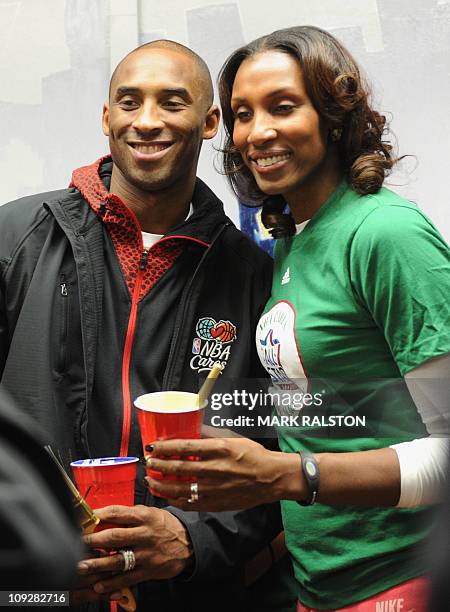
top-left (135, 391), bottom-right (205, 483)
top-left (70, 457), bottom-right (139, 510)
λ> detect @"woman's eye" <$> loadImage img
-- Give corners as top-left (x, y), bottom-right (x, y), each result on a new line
top-left (233, 110), bottom-right (251, 121)
top-left (274, 104), bottom-right (294, 113)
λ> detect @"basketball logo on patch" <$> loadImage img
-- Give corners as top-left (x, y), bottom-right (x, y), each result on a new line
top-left (190, 317), bottom-right (237, 373)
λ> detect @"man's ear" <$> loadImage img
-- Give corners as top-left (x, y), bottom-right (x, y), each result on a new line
top-left (102, 103), bottom-right (110, 136)
top-left (202, 105), bottom-right (220, 140)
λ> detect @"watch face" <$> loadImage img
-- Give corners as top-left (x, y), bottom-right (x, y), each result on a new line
top-left (305, 459), bottom-right (318, 478)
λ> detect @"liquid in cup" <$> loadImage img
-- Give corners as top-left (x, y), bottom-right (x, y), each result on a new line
top-left (135, 391), bottom-right (205, 485)
top-left (70, 457), bottom-right (139, 511)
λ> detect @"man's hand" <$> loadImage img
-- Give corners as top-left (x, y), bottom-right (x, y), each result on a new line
top-left (76, 505), bottom-right (194, 596)
top-left (70, 549), bottom-right (123, 606)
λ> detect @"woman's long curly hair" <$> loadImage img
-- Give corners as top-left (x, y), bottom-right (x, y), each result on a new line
top-left (218, 25), bottom-right (398, 208)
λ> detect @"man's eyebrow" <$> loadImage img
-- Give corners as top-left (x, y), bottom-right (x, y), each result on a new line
top-left (113, 86), bottom-right (193, 103)
top-left (115, 86), bottom-right (141, 97)
top-left (162, 87), bottom-right (193, 102)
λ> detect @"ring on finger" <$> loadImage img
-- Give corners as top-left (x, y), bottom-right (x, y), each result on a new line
top-left (119, 549), bottom-right (136, 572)
top-left (187, 481), bottom-right (199, 504)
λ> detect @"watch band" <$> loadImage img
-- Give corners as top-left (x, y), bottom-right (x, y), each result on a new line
top-left (297, 451), bottom-right (320, 506)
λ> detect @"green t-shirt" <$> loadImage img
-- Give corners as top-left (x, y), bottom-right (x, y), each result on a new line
top-left (256, 182), bottom-right (450, 609)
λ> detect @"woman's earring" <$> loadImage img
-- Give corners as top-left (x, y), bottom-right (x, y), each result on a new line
top-left (330, 128), bottom-right (343, 142)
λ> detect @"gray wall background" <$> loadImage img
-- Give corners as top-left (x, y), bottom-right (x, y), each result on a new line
top-left (1, 0), bottom-right (449, 238)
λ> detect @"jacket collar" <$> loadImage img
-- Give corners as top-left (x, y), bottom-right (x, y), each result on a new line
top-left (68, 156), bottom-right (231, 243)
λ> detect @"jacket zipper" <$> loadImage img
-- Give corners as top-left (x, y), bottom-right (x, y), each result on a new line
top-left (59, 275), bottom-right (69, 373)
top-left (119, 248), bottom-right (148, 457)
top-left (162, 223), bottom-right (228, 391)
top-left (118, 226), bottom-right (225, 457)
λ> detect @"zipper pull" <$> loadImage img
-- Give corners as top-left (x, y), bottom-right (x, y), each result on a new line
top-left (139, 248), bottom-right (149, 271)
top-left (60, 283), bottom-right (68, 296)
top-left (99, 201), bottom-right (108, 218)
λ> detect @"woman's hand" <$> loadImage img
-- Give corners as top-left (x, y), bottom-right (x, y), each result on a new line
top-left (145, 437), bottom-right (304, 511)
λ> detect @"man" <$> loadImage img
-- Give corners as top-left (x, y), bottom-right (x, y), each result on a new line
top-left (0, 41), bottom-right (293, 610)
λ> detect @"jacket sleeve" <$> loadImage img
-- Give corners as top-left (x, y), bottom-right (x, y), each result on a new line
top-left (163, 234), bottom-right (282, 580)
top-left (0, 391), bottom-right (82, 588)
top-left (250, 247), bottom-right (273, 379)
top-left (167, 502), bottom-right (283, 581)
top-left (166, 245), bottom-right (282, 581)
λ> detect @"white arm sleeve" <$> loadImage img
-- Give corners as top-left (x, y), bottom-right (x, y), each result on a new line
top-left (392, 437), bottom-right (449, 507)
top-left (391, 353), bottom-right (450, 508)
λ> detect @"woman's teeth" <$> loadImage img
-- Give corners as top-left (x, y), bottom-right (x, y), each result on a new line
top-left (255, 153), bottom-right (290, 167)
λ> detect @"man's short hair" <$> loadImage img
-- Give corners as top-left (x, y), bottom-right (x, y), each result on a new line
top-left (109, 40), bottom-right (214, 109)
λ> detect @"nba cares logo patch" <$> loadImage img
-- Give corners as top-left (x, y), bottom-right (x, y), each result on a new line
top-left (195, 317), bottom-right (236, 344)
top-left (190, 317), bottom-right (237, 373)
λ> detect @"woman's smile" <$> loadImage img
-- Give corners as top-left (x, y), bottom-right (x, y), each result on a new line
top-left (249, 150), bottom-right (292, 172)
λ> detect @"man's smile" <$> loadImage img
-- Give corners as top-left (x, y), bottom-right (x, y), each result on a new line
top-left (127, 140), bottom-right (174, 162)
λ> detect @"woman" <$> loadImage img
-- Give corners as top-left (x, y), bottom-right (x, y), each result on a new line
top-left (144, 27), bottom-right (450, 611)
